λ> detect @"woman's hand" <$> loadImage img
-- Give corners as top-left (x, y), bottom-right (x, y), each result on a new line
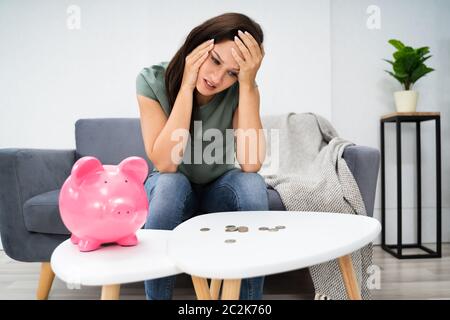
top-left (181, 39), bottom-right (215, 91)
top-left (231, 30), bottom-right (265, 88)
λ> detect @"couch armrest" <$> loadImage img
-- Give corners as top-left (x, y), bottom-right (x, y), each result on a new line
top-left (342, 145), bottom-right (380, 217)
top-left (0, 148), bottom-right (75, 261)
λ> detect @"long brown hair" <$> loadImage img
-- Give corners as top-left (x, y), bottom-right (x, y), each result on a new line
top-left (165, 12), bottom-right (264, 109)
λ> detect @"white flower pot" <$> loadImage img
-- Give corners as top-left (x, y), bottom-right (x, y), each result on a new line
top-left (394, 90), bottom-right (418, 112)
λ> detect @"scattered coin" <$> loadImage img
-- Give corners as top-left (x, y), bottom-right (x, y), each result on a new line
top-left (225, 239), bottom-right (236, 244)
top-left (200, 228), bottom-right (210, 232)
top-left (238, 226), bottom-right (249, 233)
top-left (275, 225), bottom-right (286, 230)
top-left (258, 227), bottom-right (269, 231)
top-left (225, 225), bottom-right (236, 228)
top-left (225, 226), bottom-right (238, 232)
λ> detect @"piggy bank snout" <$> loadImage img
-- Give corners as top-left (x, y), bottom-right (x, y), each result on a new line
top-left (111, 203), bottom-right (135, 217)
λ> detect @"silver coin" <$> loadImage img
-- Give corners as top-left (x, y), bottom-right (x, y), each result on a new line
top-left (275, 225), bottom-right (286, 230)
top-left (238, 226), bottom-right (249, 233)
top-left (225, 239), bottom-right (236, 244)
top-left (225, 226), bottom-right (238, 232)
top-left (200, 228), bottom-right (210, 232)
top-left (225, 225), bottom-right (236, 228)
top-left (268, 228), bottom-right (279, 232)
top-left (258, 227), bottom-right (269, 231)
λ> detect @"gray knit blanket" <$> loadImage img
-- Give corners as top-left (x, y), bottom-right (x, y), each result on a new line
top-left (259, 112), bottom-right (372, 300)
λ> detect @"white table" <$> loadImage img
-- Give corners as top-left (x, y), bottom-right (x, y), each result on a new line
top-left (168, 211), bottom-right (381, 300)
top-left (51, 229), bottom-right (181, 299)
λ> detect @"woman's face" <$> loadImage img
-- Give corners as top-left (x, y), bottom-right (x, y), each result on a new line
top-left (196, 40), bottom-right (243, 97)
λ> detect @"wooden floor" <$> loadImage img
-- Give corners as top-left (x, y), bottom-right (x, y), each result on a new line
top-left (1, 244), bottom-right (449, 300)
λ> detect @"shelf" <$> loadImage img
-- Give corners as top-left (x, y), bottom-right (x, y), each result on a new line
top-left (381, 112), bottom-right (440, 123)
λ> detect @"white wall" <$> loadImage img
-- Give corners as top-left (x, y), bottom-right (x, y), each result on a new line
top-left (331, 0), bottom-right (450, 244)
top-left (0, 0), bottom-right (331, 149)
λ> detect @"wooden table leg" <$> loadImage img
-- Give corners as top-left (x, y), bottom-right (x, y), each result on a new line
top-left (338, 255), bottom-right (362, 300)
top-left (191, 276), bottom-right (211, 300)
top-left (101, 284), bottom-right (121, 300)
top-left (37, 262), bottom-right (55, 300)
top-left (221, 279), bottom-right (241, 300)
top-left (210, 279), bottom-right (222, 300)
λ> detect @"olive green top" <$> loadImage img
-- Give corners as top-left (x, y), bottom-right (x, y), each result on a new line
top-left (136, 61), bottom-right (240, 184)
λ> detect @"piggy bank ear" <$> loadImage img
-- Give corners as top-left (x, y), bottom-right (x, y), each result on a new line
top-left (118, 157), bottom-right (148, 184)
top-left (71, 156), bottom-right (104, 187)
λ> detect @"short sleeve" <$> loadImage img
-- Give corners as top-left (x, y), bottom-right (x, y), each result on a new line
top-left (135, 63), bottom-right (172, 117)
top-left (136, 68), bottom-right (159, 101)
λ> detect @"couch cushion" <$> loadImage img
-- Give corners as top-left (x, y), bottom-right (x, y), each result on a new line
top-left (23, 189), bottom-right (70, 235)
top-left (75, 118), bottom-right (153, 170)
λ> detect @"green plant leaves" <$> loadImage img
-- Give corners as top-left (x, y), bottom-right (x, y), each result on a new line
top-left (393, 46), bottom-right (414, 60)
top-left (416, 46), bottom-right (430, 57)
top-left (394, 52), bottom-right (420, 75)
top-left (410, 64), bottom-right (435, 83)
top-left (389, 39), bottom-right (405, 50)
top-left (420, 55), bottom-right (432, 63)
top-left (384, 39), bottom-right (435, 90)
top-left (385, 70), bottom-right (406, 84)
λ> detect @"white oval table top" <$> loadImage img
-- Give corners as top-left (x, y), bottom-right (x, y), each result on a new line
top-left (168, 211), bottom-right (381, 279)
top-left (51, 229), bottom-right (181, 286)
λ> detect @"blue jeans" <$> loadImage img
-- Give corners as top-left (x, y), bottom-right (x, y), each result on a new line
top-left (143, 168), bottom-right (269, 300)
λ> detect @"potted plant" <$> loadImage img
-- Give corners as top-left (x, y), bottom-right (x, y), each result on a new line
top-left (384, 39), bottom-right (435, 112)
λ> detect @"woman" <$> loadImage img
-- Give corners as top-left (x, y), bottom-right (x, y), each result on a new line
top-left (136, 12), bottom-right (268, 300)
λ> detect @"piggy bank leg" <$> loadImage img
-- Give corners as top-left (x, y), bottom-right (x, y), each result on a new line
top-left (78, 238), bottom-right (101, 252)
top-left (70, 234), bottom-right (80, 245)
top-left (116, 234), bottom-right (138, 247)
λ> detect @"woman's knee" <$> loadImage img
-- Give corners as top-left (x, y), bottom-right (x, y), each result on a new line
top-left (234, 171), bottom-right (267, 193)
top-left (226, 171), bottom-right (269, 211)
top-left (145, 172), bottom-right (190, 202)
top-left (151, 172), bottom-right (191, 193)
top-left (145, 172), bottom-right (196, 229)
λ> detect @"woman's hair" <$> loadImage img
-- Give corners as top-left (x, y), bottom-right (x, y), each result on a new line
top-left (165, 12), bottom-right (264, 108)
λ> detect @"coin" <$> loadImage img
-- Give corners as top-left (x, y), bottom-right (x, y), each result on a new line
top-left (268, 228), bottom-right (279, 232)
top-left (275, 225), bottom-right (286, 230)
top-left (258, 227), bottom-right (269, 231)
top-left (225, 226), bottom-right (238, 232)
top-left (200, 228), bottom-right (210, 232)
top-left (225, 225), bottom-right (236, 228)
top-left (225, 239), bottom-right (236, 244)
top-left (238, 226), bottom-right (248, 233)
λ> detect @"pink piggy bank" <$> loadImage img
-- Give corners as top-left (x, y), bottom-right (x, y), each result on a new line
top-left (59, 156), bottom-right (149, 252)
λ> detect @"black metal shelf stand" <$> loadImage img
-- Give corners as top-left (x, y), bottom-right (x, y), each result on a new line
top-left (380, 112), bottom-right (441, 259)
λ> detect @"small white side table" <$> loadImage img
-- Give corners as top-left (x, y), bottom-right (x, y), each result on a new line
top-left (168, 211), bottom-right (381, 300)
top-left (51, 229), bottom-right (181, 299)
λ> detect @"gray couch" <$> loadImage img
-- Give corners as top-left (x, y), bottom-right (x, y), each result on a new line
top-left (0, 118), bottom-right (380, 299)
